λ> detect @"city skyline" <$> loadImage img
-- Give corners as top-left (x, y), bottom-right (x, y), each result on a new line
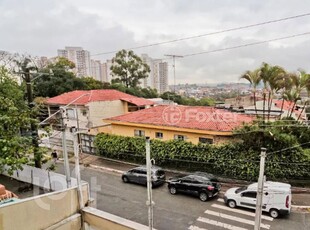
top-left (56, 47), bottom-right (169, 93)
top-left (1, 1), bottom-right (310, 84)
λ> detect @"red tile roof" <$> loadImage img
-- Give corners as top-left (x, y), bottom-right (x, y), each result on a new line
top-left (273, 100), bottom-right (294, 112)
top-left (106, 105), bottom-right (254, 132)
top-left (46, 90), bottom-right (154, 106)
top-left (273, 100), bottom-right (306, 119)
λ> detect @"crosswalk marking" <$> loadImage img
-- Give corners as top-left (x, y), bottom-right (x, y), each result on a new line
top-left (197, 217), bottom-right (247, 230)
top-left (211, 204), bottom-right (274, 221)
top-left (217, 198), bottom-right (225, 203)
top-left (188, 225), bottom-right (208, 230)
top-left (204, 210), bottom-right (271, 229)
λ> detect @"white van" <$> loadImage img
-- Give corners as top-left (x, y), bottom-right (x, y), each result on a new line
top-left (224, 181), bottom-right (291, 218)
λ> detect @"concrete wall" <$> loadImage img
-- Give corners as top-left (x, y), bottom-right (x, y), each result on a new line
top-left (0, 166), bottom-right (152, 230)
top-left (88, 100), bottom-right (126, 127)
top-left (83, 207), bottom-right (153, 230)
top-left (0, 187), bottom-right (87, 230)
top-left (100, 123), bottom-right (233, 145)
top-left (2, 164), bottom-right (83, 191)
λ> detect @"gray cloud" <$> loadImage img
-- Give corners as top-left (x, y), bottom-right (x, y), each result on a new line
top-left (1, 0), bottom-right (310, 84)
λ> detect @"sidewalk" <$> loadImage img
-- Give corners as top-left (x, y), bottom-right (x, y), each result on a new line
top-left (74, 153), bottom-right (310, 211)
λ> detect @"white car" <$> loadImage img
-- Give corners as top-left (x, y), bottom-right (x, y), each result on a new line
top-left (224, 181), bottom-right (291, 218)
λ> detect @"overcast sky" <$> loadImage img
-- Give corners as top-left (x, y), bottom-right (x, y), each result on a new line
top-left (1, 0), bottom-right (310, 84)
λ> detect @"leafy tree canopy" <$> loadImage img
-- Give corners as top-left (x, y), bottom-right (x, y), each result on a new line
top-left (33, 57), bottom-right (87, 97)
top-left (80, 77), bottom-right (104, 90)
top-left (110, 49), bottom-right (150, 88)
top-left (0, 67), bottom-right (32, 174)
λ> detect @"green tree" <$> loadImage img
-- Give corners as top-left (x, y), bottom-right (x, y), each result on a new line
top-left (80, 77), bottom-right (104, 90)
top-left (259, 63), bottom-right (286, 121)
top-left (0, 67), bottom-right (32, 174)
top-left (240, 69), bottom-right (261, 116)
top-left (33, 57), bottom-right (86, 97)
top-left (110, 49), bottom-right (150, 88)
top-left (291, 70), bottom-right (310, 120)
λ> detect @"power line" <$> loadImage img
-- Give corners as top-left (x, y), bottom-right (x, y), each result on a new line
top-left (182, 32), bottom-right (310, 58)
top-left (91, 12), bottom-right (310, 57)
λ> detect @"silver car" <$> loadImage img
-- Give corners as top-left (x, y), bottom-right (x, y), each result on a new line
top-left (122, 166), bottom-right (166, 187)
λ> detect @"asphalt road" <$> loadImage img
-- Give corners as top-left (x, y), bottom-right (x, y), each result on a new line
top-left (56, 164), bottom-right (310, 230)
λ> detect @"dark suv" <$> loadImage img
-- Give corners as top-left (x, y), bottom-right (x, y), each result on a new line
top-left (122, 166), bottom-right (166, 187)
top-left (167, 173), bottom-right (221, 201)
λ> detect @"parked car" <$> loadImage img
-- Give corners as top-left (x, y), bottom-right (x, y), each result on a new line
top-left (167, 173), bottom-right (221, 201)
top-left (121, 165), bottom-right (166, 187)
top-left (224, 181), bottom-right (291, 218)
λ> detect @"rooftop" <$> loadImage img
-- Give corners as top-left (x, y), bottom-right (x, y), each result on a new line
top-left (105, 105), bottom-right (253, 132)
top-left (46, 89), bottom-right (154, 106)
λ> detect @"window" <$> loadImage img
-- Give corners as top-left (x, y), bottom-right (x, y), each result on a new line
top-left (66, 109), bottom-right (76, 119)
top-left (80, 134), bottom-right (96, 154)
top-left (134, 130), bottom-right (145, 137)
top-left (199, 137), bottom-right (213, 144)
top-left (155, 132), bottom-right (163, 139)
top-left (81, 109), bottom-right (87, 116)
top-left (242, 191), bottom-right (257, 198)
top-left (174, 134), bottom-right (186, 141)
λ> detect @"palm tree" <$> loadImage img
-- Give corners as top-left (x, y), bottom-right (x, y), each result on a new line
top-left (282, 88), bottom-right (300, 118)
top-left (276, 73), bottom-right (294, 117)
top-left (259, 63), bottom-right (286, 121)
top-left (240, 69), bottom-right (261, 116)
top-left (293, 70), bottom-right (310, 121)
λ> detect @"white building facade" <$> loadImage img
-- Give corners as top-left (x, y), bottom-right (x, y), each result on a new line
top-left (57, 47), bottom-right (91, 77)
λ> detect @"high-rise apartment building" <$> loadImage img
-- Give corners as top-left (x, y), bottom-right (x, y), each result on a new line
top-left (57, 47), bottom-right (91, 77)
top-left (141, 54), bottom-right (169, 94)
top-left (158, 62), bottom-right (169, 93)
top-left (90, 60), bottom-right (103, 81)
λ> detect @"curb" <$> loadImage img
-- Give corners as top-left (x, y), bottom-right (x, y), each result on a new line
top-left (291, 206), bottom-right (310, 213)
top-left (89, 164), bottom-right (124, 175)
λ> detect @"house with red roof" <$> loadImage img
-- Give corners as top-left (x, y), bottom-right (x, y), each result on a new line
top-left (244, 100), bottom-right (307, 120)
top-left (101, 105), bottom-right (253, 145)
top-left (44, 90), bottom-right (154, 152)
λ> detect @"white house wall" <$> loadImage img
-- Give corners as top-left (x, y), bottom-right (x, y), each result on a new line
top-left (87, 100), bottom-right (126, 127)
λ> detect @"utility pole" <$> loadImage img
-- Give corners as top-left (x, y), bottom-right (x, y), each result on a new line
top-left (165, 54), bottom-right (183, 93)
top-left (39, 93), bottom-right (89, 188)
top-left (24, 68), bottom-right (41, 168)
top-left (145, 137), bottom-right (154, 230)
top-left (254, 147), bottom-right (267, 230)
top-left (61, 107), bottom-right (71, 188)
top-left (73, 130), bottom-right (84, 209)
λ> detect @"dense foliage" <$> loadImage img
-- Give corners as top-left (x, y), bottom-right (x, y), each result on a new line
top-left (33, 57), bottom-right (106, 97)
top-left (0, 67), bottom-right (32, 174)
top-left (94, 132), bottom-right (310, 181)
top-left (160, 91), bottom-right (215, 106)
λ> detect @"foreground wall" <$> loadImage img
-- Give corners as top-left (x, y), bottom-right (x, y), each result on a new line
top-left (83, 207), bottom-right (154, 230)
top-left (0, 186), bottom-right (88, 230)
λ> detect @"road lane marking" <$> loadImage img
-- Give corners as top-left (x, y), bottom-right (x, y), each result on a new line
top-left (188, 225), bottom-right (208, 230)
top-left (217, 198), bottom-right (225, 203)
top-left (204, 210), bottom-right (271, 229)
top-left (197, 217), bottom-right (247, 230)
top-left (211, 204), bottom-right (274, 221)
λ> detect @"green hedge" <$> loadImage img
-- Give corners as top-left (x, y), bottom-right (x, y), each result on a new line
top-left (94, 133), bottom-right (310, 181)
